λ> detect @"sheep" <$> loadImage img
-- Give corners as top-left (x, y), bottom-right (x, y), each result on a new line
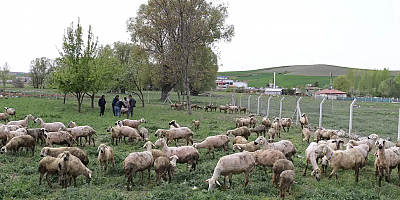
top-left (327, 138), bottom-right (344, 151)
top-left (271, 118), bottom-right (282, 138)
top-left (210, 104), bottom-right (218, 111)
top-left (27, 128), bottom-right (46, 145)
top-left (233, 141), bottom-right (260, 152)
top-left (280, 170), bottom-right (295, 199)
top-left (204, 105), bottom-right (211, 112)
top-left (193, 135), bottom-right (229, 158)
top-left (66, 122), bottom-right (97, 147)
top-left (118, 126), bottom-right (142, 144)
top-left (106, 126), bottom-right (121, 145)
top-left (238, 106), bottom-right (246, 114)
top-left (38, 151), bottom-right (70, 188)
top-left (218, 105), bottom-right (228, 113)
top-left (195, 105), bottom-right (203, 110)
top-left (6, 127), bottom-right (27, 141)
top-left (0, 125), bottom-right (23, 145)
top-left (123, 141), bottom-right (154, 190)
top-left (254, 136), bottom-right (297, 161)
top-left (97, 144), bottom-right (115, 171)
top-left (249, 116), bottom-right (257, 128)
top-left (314, 143), bottom-right (366, 183)
top-left (4, 107), bottom-right (16, 118)
top-left (249, 124), bottom-right (266, 137)
top-left (347, 139), bottom-right (374, 152)
top-left (315, 128), bottom-right (338, 141)
top-left (160, 127), bottom-right (194, 146)
top-left (374, 139), bottom-right (400, 187)
top-left (169, 120), bottom-right (180, 128)
top-left (303, 142), bottom-right (322, 181)
top-left (0, 112), bottom-right (9, 122)
top-left (192, 120), bottom-right (200, 130)
top-left (247, 149), bottom-right (286, 175)
top-left (190, 104), bottom-right (198, 110)
top-left (34, 118), bottom-right (66, 132)
top-left (346, 143), bottom-right (369, 167)
top-left (300, 113), bottom-right (308, 129)
top-left (152, 149), bottom-right (167, 163)
top-left (121, 108), bottom-right (128, 114)
top-left (154, 129), bottom-right (166, 138)
top-left (267, 128), bottom-right (276, 143)
top-left (154, 138), bottom-right (199, 171)
top-left (272, 159), bottom-right (294, 186)
top-left (227, 106), bottom-right (239, 114)
top-left (206, 152), bottom-right (255, 191)
top-left (154, 155), bottom-right (179, 185)
top-left (261, 117), bottom-right (272, 129)
top-left (139, 127), bottom-right (150, 140)
top-left (7, 114), bottom-right (34, 127)
top-left (0, 135), bottom-right (35, 156)
top-left (226, 127), bottom-right (251, 140)
top-left (235, 117), bottom-right (251, 128)
top-left (280, 118), bottom-right (292, 132)
top-left (57, 152), bottom-right (92, 187)
top-left (40, 147), bottom-right (89, 166)
top-left (302, 126), bottom-right (315, 143)
top-left (43, 130), bottom-right (75, 147)
top-left (121, 118), bottom-right (147, 129)
top-left (233, 136), bottom-right (247, 145)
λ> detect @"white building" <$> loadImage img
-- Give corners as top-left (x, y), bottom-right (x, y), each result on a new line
top-left (264, 88), bottom-right (282, 95)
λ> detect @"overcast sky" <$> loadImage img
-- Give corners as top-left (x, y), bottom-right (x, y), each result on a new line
top-left (1, 0), bottom-right (399, 73)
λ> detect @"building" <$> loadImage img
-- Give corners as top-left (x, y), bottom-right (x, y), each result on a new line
top-left (215, 76), bottom-right (248, 89)
top-left (315, 89), bottom-right (347, 99)
top-left (264, 88), bottom-right (282, 95)
top-left (305, 86), bottom-right (321, 97)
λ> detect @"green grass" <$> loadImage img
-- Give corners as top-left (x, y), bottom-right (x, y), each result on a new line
top-left (1, 92), bottom-right (400, 199)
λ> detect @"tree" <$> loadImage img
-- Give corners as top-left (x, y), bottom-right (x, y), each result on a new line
top-left (333, 75), bottom-right (351, 92)
top-left (313, 81), bottom-right (319, 87)
top-left (29, 57), bottom-right (52, 88)
top-left (379, 78), bottom-right (400, 98)
top-left (53, 19), bottom-right (98, 112)
top-left (0, 63), bottom-right (10, 96)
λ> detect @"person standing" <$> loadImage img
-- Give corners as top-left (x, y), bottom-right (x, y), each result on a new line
top-left (112, 95), bottom-right (119, 116)
top-left (114, 100), bottom-right (127, 117)
top-left (127, 95), bottom-right (136, 118)
top-left (98, 95), bottom-right (106, 116)
top-left (123, 97), bottom-right (129, 108)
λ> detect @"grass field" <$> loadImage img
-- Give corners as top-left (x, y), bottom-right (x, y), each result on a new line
top-left (1, 92), bottom-right (400, 200)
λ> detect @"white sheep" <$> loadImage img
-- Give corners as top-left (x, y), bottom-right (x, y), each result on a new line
top-left (4, 107), bottom-right (16, 118)
top-left (233, 141), bottom-right (260, 152)
top-left (121, 118), bottom-right (147, 129)
top-left (7, 114), bottom-right (34, 127)
top-left (160, 127), bottom-right (194, 146)
top-left (67, 121), bottom-right (97, 147)
top-left (43, 130), bottom-right (75, 147)
top-left (57, 152), bottom-right (92, 187)
top-left (139, 127), bottom-right (150, 141)
top-left (232, 136), bottom-right (247, 145)
top-left (303, 142), bottom-right (322, 181)
top-left (154, 155), bottom-right (179, 185)
top-left (34, 118), bottom-right (66, 132)
top-left (106, 126), bottom-right (121, 145)
top-left (118, 126), bottom-right (142, 144)
top-left (247, 149), bottom-right (286, 175)
top-left (193, 135), bottom-right (229, 158)
top-left (40, 147), bottom-right (89, 166)
top-left (97, 144), bottom-right (115, 171)
top-left (0, 135), bottom-right (36, 156)
top-left (254, 136), bottom-right (297, 161)
top-left (38, 152), bottom-right (70, 188)
top-left (374, 139), bottom-right (400, 187)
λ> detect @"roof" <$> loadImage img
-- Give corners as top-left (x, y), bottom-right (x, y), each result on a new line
top-left (316, 89), bottom-right (347, 95)
top-left (306, 86), bottom-right (321, 90)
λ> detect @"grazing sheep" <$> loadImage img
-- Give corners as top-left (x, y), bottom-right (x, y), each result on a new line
top-left (38, 152), bottom-right (70, 188)
top-left (267, 128), bottom-right (276, 143)
top-left (190, 104), bottom-right (198, 110)
top-left (193, 135), bottom-right (229, 158)
top-left (106, 126), bottom-right (121, 145)
top-left (261, 117), bottom-right (272, 129)
top-left (154, 155), bottom-right (179, 185)
top-left (250, 124), bottom-right (266, 137)
top-left (315, 143), bottom-right (366, 183)
top-left (139, 127), bottom-right (150, 140)
top-left (119, 126), bottom-right (142, 144)
top-left (233, 141), bottom-right (260, 152)
top-left (315, 128), bottom-right (338, 142)
top-left (227, 106), bottom-right (239, 114)
top-left (192, 120), bottom-right (200, 130)
top-left (43, 130), bottom-right (75, 147)
top-left (235, 117), bottom-right (251, 128)
top-left (302, 126), bottom-right (315, 143)
top-left (0, 135), bottom-right (35, 156)
top-left (300, 113), bottom-right (308, 130)
top-left (121, 118), bottom-right (147, 129)
top-left (218, 105), bottom-right (228, 113)
top-left (160, 127), bottom-right (194, 146)
top-left (6, 127), bottom-right (27, 141)
top-left (254, 136), bottom-right (297, 161)
top-left (152, 149), bottom-right (167, 163)
top-left (0, 112), bottom-right (9, 122)
top-left (233, 136), bottom-right (247, 145)
top-left (34, 118), bottom-right (66, 132)
top-left (280, 118), bottom-right (292, 132)
top-left (374, 140), bottom-right (400, 187)
top-left (280, 170), bottom-right (295, 199)
top-left (227, 127), bottom-right (251, 140)
top-left (40, 147), bottom-right (89, 166)
top-left (0, 125), bottom-right (7, 145)
top-left (169, 120), bottom-right (180, 128)
top-left (4, 107), bottom-right (16, 118)
top-left (248, 149), bottom-right (286, 174)
top-left (67, 122), bottom-right (97, 147)
top-left (27, 128), bottom-right (46, 145)
top-left (57, 152), bottom-right (92, 187)
top-left (272, 159), bottom-right (294, 186)
top-left (154, 138), bottom-right (199, 171)
top-left (206, 152), bottom-right (255, 191)
top-left (97, 144), bottom-right (115, 171)
top-left (238, 106), bottom-right (247, 114)
top-left (7, 114), bottom-right (34, 127)
top-left (123, 141), bottom-right (155, 190)
top-left (303, 142), bottom-right (322, 181)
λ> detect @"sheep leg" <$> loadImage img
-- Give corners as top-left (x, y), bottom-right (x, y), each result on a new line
top-left (46, 173), bottom-right (52, 188)
top-left (211, 147), bottom-right (215, 159)
top-left (168, 169), bottom-right (172, 183)
top-left (379, 167), bottom-right (384, 187)
top-left (386, 167), bottom-right (392, 182)
top-left (104, 161), bottom-right (108, 171)
top-left (223, 176), bottom-right (227, 189)
top-left (223, 144), bottom-right (227, 152)
top-left (355, 167), bottom-right (359, 183)
top-left (280, 185), bottom-right (285, 198)
top-left (147, 166), bottom-right (151, 183)
top-left (229, 174), bottom-right (234, 189)
top-left (243, 172), bottom-right (250, 187)
top-left (39, 173), bottom-right (44, 185)
top-left (303, 160), bottom-right (309, 176)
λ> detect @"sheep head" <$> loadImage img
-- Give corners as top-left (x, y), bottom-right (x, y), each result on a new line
top-left (154, 138), bottom-right (166, 147)
top-left (143, 141), bottom-right (155, 149)
top-left (375, 140), bottom-right (386, 150)
top-left (34, 118), bottom-right (43, 124)
top-left (205, 178), bottom-right (221, 192)
top-left (0, 146), bottom-right (6, 154)
top-left (40, 147), bottom-right (49, 157)
top-left (98, 144), bottom-right (107, 153)
top-left (311, 168), bottom-right (321, 181)
top-left (140, 118), bottom-right (147, 123)
top-left (254, 136), bottom-right (266, 145)
top-left (27, 114), bottom-right (34, 120)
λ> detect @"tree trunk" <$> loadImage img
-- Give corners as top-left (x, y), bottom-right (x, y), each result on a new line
top-left (177, 90), bottom-right (181, 103)
top-left (2, 83), bottom-right (5, 97)
top-left (63, 93), bottom-right (67, 104)
top-left (160, 84), bottom-right (173, 101)
top-left (90, 92), bottom-right (95, 108)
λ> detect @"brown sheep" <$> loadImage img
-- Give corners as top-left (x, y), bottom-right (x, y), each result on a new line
top-left (300, 113), bottom-right (308, 130)
top-left (154, 155), bottom-right (179, 185)
top-left (261, 117), bottom-right (272, 129)
top-left (272, 159), bottom-right (294, 186)
top-left (27, 128), bottom-right (46, 145)
top-left (280, 118), bottom-right (292, 132)
top-left (106, 126), bottom-right (121, 145)
top-left (38, 152), bottom-right (70, 188)
top-left (233, 141), bottom-right (260, 152)
top-left (0, 113), bottom-right (9, 122)
top-left (160, 127), bottom-right (194, 146)
top-left (139, 127), bottom-right (150, 141)
top-left (193, 135), bottom-right (229, 158)
top-left (0, 135), bottom-right (35, 156)
top-left (227, 127), bottom-right (251, 140)
top-left (97, 144), bottom-right (115, 171)
top-left (249, 124), bottom-right (266, 137)
top-left (248, 149), bottom-right (286, 175)
top-left (375, 140), bottom-right (400, 187)
top-left (267, 128), bottom-right (276, 143)
top-left (152, 149), bottom-right (167, 163)
top-left (233, 136), bottom-right (247, 145)
top-left (192, 120), bottom-right (200, 130)
top-left (40, 147), bottom-right (89, 166)
top-left (218, 105), bottom-right (228, 113)
top-left (280, 170), bottom-right (295, 199)
top-left (238, 106), bottom-right (246, 114)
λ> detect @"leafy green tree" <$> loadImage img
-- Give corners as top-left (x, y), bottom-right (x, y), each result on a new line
top-left (333, 75), bottom-right (351, 92)
top-left (395, 73), bottom-right (400, 84)
top-left (0, 63), bottom-right (10, 96)
top-left (313, 81), bottom-right (319, 87)
top-left (379, 78), bottom-right (400, 98)
top-left (29, 57), bottom-right (52, 89)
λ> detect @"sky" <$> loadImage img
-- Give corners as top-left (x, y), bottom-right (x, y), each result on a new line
top-left (1, 0), bottom-right (399, 73)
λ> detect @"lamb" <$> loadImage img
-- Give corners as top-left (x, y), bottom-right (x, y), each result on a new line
top-left (271, 118), bottom-right (282, 138)
top-left (267, 128), bottom-right (276, 142)
top-left (272, 159), bottom-right (294, 186)
top-left (247, 149), bottom-right (286, 174)
top-left (249, 116), bottom-right (257, 128)
top-left (254, 136), bottom-right (297, 161)
top-left (154, 155), bottom-right (179, 185)
top-left (43, 130), bottom-right (75, 147)
top-left (280, 170), bottom-right (295, 199)
top-left (193, 135), bottom-right (229, 158)
top-left (121, 118), bottom-right (147, 129)
top-left (118, 126), bottom-right (142, 144)
top-left (233, 141), bottom-right (260, 152)
top-left (0, 135), bottom-right (35, 156)
top-left (123, 141), bottom-right (154, 190)
top-left (4, 107), bottom-right (16, 118)
top-left (238, 106), bottom-right (246, 114)
top-left (218, 105), bottom-right (228, 113)
top-left (374, 139), bottom-right (400, 187)
top-left (7, 114), bottom-right (34, 127)
top-left (160, 127), bottom-right (194, 146)
top-left (300, 113), bottom-right (308, 129)
top-left (303, 142), bottom-right (322, 181)
top-left (226, 126), bottom-right (251, 140)
top-left (227, 106), bottom-right (239, 114)
top-left (314, 143), bottom-right (366, 183)
top-left (154, 138), bottom-right (199, 171)
top-left (139, 127), bottom-right (150, 140)
top-left (38, 151), bottom-right (70, 188)
top-left (206, 152), bottom-right (255, 191)
top-left (97, 144), bottom-right (115, 171)
top-left (57, 152), bottom-right (92, 187)
top-left (40, 147), bottom-right (89, 166)
top-left (192, 120), bottom-right (200, 130)
top-left (66, 121), bottom-right (97, 147)
top-left (233, 136), bottom-right (247, 145)
top-left (106, 126), bottom-right (121, 145)
top-left (261, 117), bottom-right (272, 129)
top-left (249, 124), bottom-right (266, 137)
top-left (169, 120), bottom-right (180, 128)
top-left (280, 118), bottom-right (292, 132)
top-left (34, 118), bottom-right (66, 132)
top-left (27, 128), bottom-right (46, 145)
top-left (0, 112), bottom-right (9, 122)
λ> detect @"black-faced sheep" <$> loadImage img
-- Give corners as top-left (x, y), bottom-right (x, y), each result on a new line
top-left (0, 135), bottom-right (35, 156)
top-left (4, 107), bottom-right (16, 118)
top-left (272, 159), bottom-right (294, 186)
top-left (40, 147), bottom-right (89, 166)
top-left (169, 120), bottom-right (180, 128)
top-left (280, 170), bottom-right (295, 199)
top-left (34, 118), bottom-right (66, 132)
top-left (227, 127), bottom-right (251, 140)
top-left (97, 144), bottom-right (115, 171)
top-left (193, 135), bottom-right (229, 158)
top-left (7, 114), bottom-right (34, 127)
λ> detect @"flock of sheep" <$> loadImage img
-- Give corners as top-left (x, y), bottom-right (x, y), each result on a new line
top-left (2, 103), bottom-right (400, 198)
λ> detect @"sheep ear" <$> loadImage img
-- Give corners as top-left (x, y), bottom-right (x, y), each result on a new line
top-left (205, 179), bottom-right (209, 183)
top-left (332, 141), bottom-right (336, 143)
top-left (216, 181), bottom-right (221, 186)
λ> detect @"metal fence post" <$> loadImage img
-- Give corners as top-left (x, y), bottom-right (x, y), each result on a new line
top-left (267, 96), bottom-right (272, 118)
top-left (279, 97), bottom-right (285, 119)
top-left (148, 91), bottom-right (150, 104)
top-left (248, 95), bottom-right (251, 113)
top-left (40, 88), bottom-right (42, 99)
top-left (319, 98), bottom-right (326, 128)
top-left (296, 97), bottom-right (302, 125)
top-left (257, 94), bottom-right (263, 115)
top-left (239, 95), bottom-right (242, 107)
top-left (23, 88), bottom-right (25, 97)
top-left (398, 108), bottom-right (400, 141)
top-left (55, 94), bottom-right (57, 100)
top-left (349, 99), bottom-right (357, 136)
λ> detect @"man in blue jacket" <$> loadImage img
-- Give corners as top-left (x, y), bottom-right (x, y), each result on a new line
top-left (114, 99), bottom-right (127, 117)
top-left (111, 95), bottom-right (119, 116)
top-left (98, 95), bottom-right (106, 116)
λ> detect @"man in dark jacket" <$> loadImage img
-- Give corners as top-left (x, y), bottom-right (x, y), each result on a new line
top-left (127, 95), bottom-right (136, 118)
top-left (98, 95), bottom-right (106, 116)
top-left (114, 100), bottom-right (127, 117)
top-left (111, 95), bottom-right (119, 116)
